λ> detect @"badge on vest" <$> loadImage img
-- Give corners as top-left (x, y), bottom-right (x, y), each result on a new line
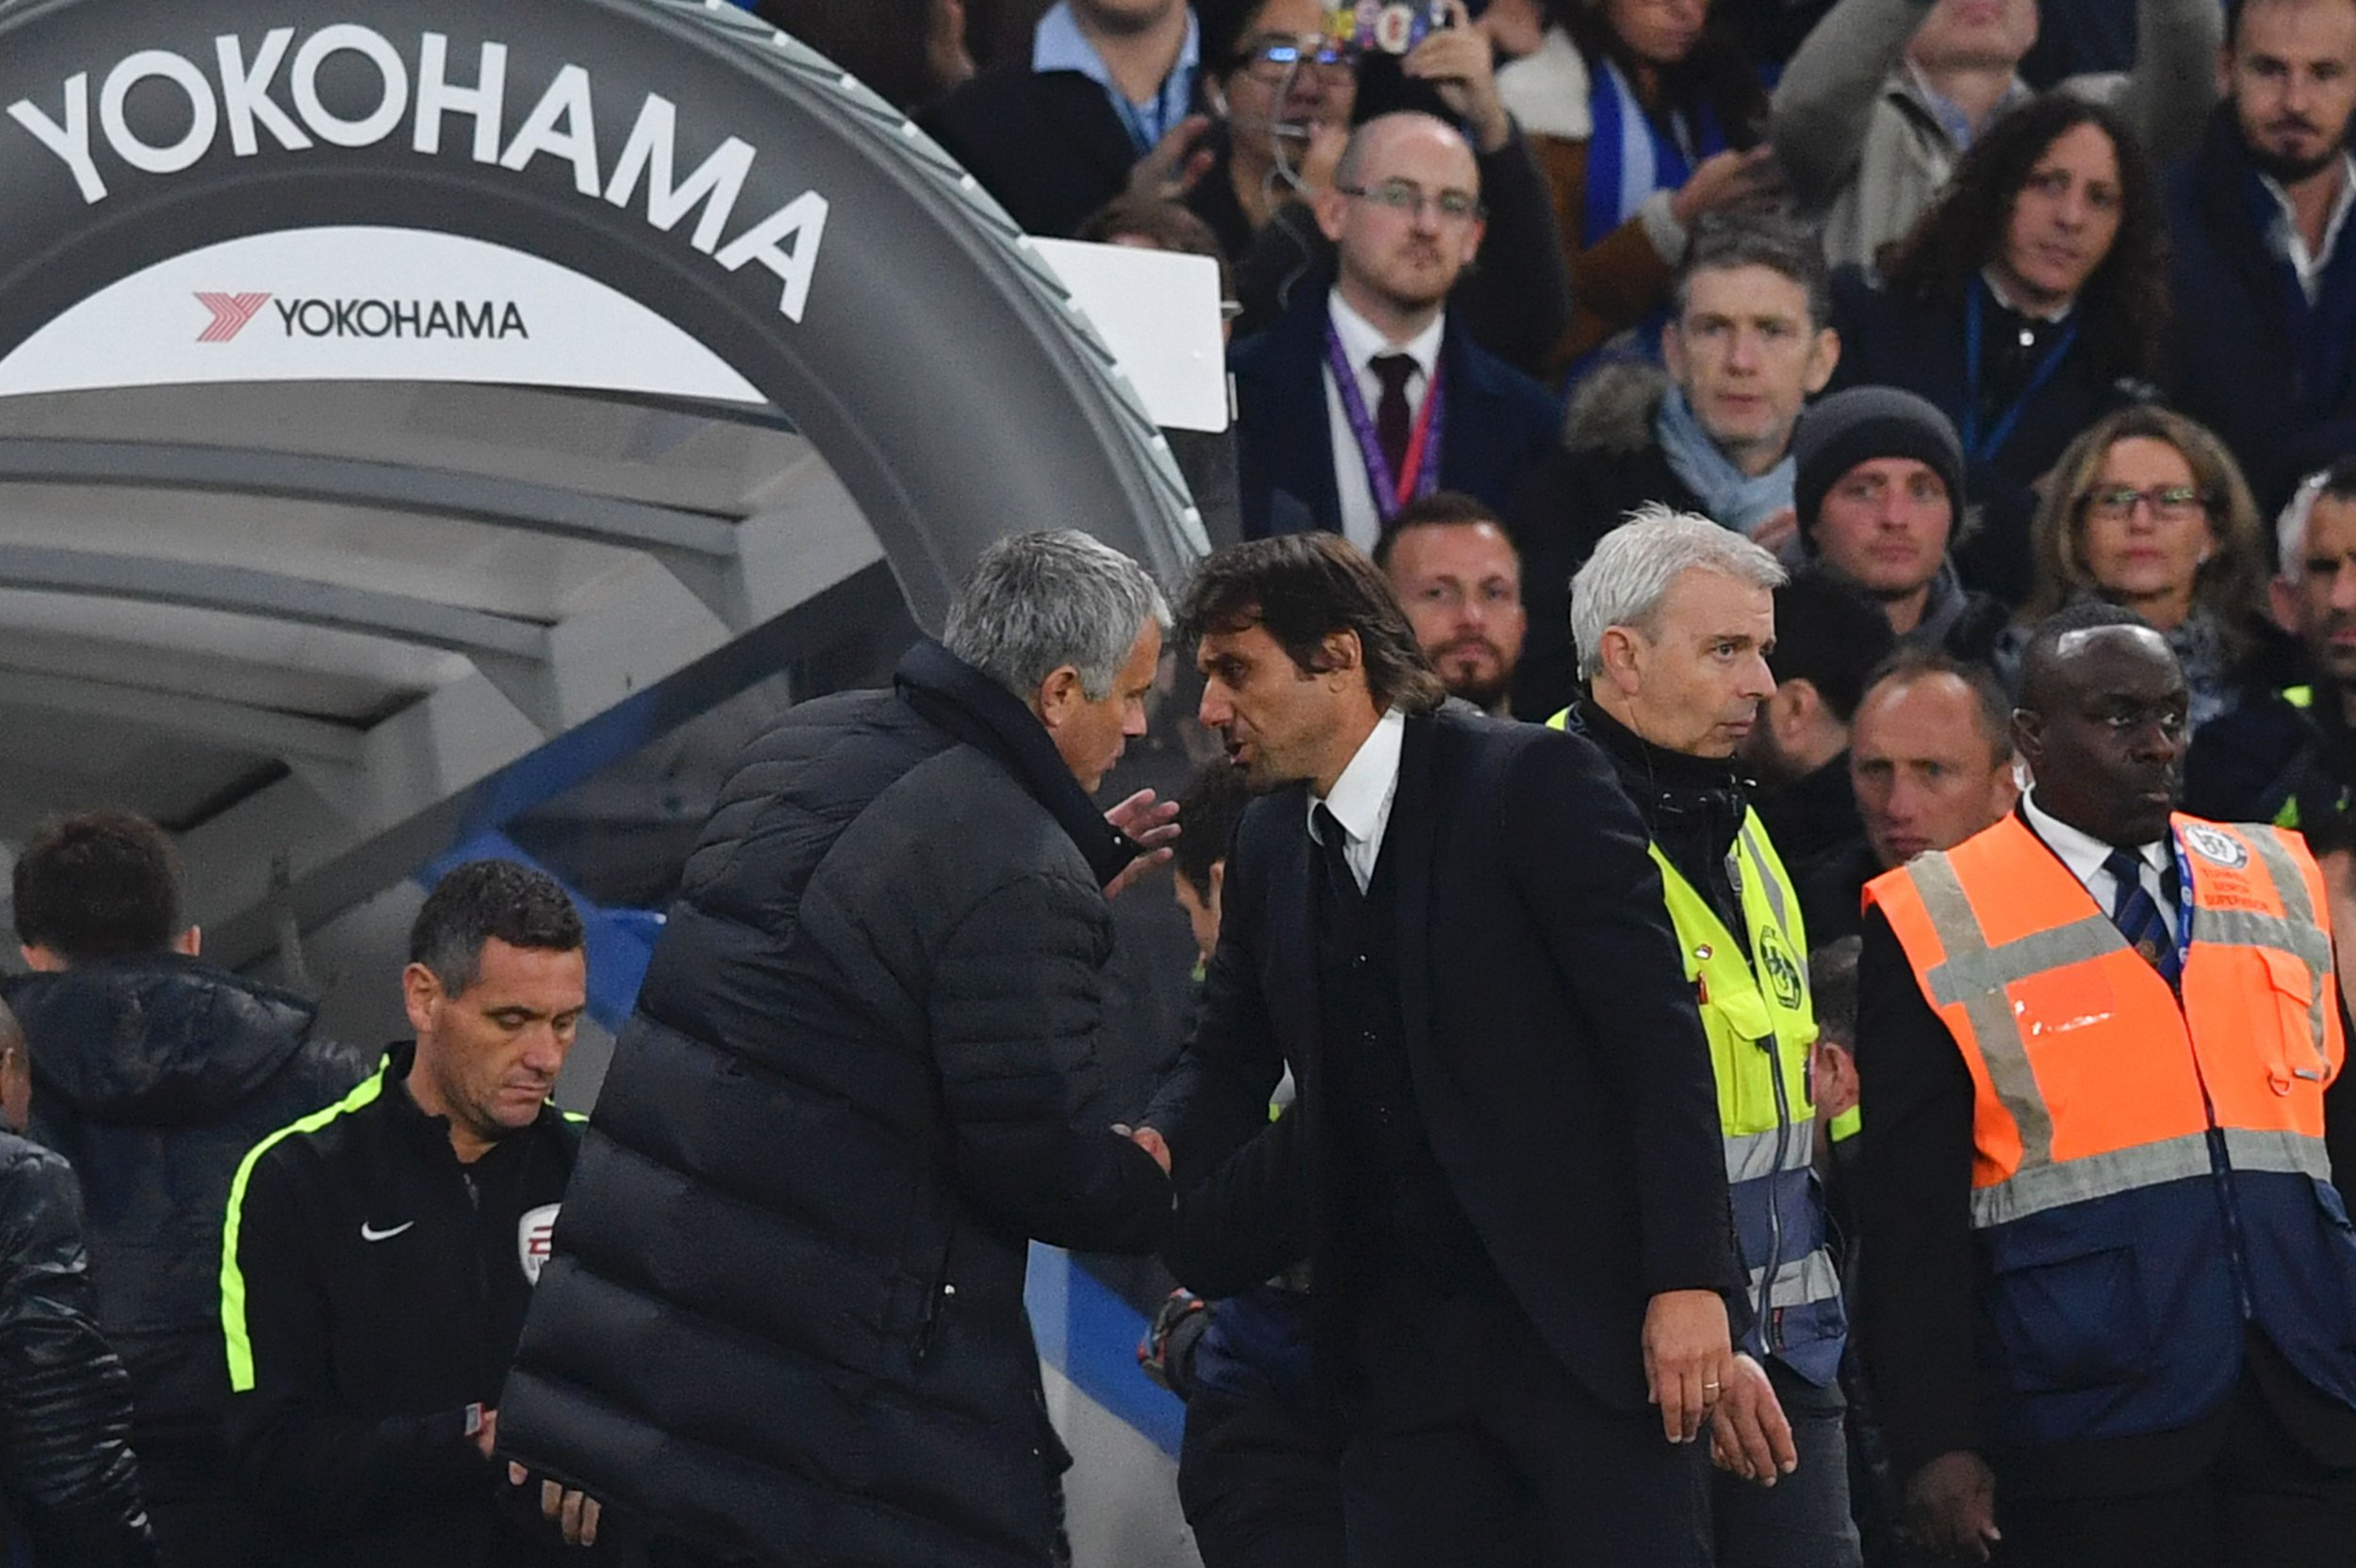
top-left (2181, 825), bottom-right (2249, 870)
top-left (518, 1203), bottom-right (560, 1285)
top-left (1759, 926), bottom-right (1806, 1012)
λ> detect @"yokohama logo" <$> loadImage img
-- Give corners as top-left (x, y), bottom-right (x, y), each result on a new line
top-left (195, 291), bottom-right (270, 342)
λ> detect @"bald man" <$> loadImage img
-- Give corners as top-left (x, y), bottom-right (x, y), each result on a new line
top-left (1230, 111), bottom-right (1559, 549)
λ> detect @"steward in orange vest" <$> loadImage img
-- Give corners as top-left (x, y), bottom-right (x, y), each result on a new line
top-left (1856, 606), bottom-right (2356, 1568)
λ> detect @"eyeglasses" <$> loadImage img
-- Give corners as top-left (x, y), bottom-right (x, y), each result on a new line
top-left (1336, 180), bottom-right (1482, 223)
top-left (1235, 34), bottom-right (1350, 79)
top-left (2086, 484), bottom-right (2208, 521)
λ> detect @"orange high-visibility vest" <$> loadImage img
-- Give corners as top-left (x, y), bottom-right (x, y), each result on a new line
top-left (1866, 812), bottom-right (2356, 1449)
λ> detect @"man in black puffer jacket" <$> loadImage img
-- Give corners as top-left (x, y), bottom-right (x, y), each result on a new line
top-left (6, 813), bottom-right (370, 1568)
top-left (500, 531), bottom-right (1180, 1568)
top-left (0, 1000), bottom-right (154, 1567)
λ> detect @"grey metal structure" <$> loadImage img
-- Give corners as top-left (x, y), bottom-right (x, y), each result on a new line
top-left (0, 0), bottom-right (1206, 970)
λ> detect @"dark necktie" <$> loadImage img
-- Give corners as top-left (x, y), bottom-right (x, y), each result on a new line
top-left (2103, 847), bottom-right (2182, 988)
top-left (1314, 803), bottom-right (1362, 916)
top-left (1370, 353), bottom-right (1417, 482)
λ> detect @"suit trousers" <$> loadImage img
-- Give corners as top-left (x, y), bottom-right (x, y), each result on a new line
top-left (1336, 1282), bottom-right (1709, 1568)
top-left (1178, 1386), bottom-right (1347, 1568)
top-left (1992, 1366), bottom-right (2356, 1568)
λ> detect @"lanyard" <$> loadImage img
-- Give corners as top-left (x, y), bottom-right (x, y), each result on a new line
top-left (1324, 321), bottom-right (1445, 521)
top-left (1962, 283), bottom-right (2079, 466)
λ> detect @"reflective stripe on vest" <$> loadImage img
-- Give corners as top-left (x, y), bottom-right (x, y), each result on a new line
top-left (1649, 808), bottom-right (1847, 1384)
top-left (1866, 812), bottom-right (2356, 1446)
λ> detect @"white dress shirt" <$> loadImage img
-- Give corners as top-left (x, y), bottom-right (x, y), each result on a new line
top-left (1324, 294), bottom-right (1445, 555)
top-left (2261, 155), bottom-right (2356, 305)
top-left (2021, 790), bottom-right (2174, 919)
top-left (1305, 709), bottom-right (1406, 892)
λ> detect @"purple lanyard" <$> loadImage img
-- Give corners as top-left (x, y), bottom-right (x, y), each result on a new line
top-left (1324, 320), bottom-right (1446, 523)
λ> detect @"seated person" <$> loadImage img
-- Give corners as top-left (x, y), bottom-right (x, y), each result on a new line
top-left (1496, 0), bottom-right (1783, 374)
top-left (1826, 93), bottom-right (2169, 605)
top-left (1746, 568), bottom-right (1898, 880)
top-left (1507, 212), bottom-right (1837, 715)
top-left (1790, 384), bottom-right (2010, 664)
top-left (1772, 0), bottom-right (2217, 271)
top-left (2011, 404), bottom-right (2277, 730)
top-left (2185, 458), bottom-right (2356, 838)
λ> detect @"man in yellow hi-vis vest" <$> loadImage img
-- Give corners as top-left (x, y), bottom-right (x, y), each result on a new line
top-left (1557, 508), bottom-right (1862, 1568)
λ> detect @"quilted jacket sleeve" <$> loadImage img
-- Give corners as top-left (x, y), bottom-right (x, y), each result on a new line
top-left (0, 1142), bottom-right (155, 1567)
top-left (928, 873), bottom-right (1173, 1255)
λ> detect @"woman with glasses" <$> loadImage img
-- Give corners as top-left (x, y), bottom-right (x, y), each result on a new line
top-left (1825, 94), bottom-right (2171, 608)
top-left (1191, 0), bottom-right (1361, 260)
top-left (1495, 0), bottom-right (1781, 377)
top-left (2009, 405), bottom-right (2275, 730)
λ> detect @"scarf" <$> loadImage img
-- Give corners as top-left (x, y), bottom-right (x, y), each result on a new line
top-left (1655, 386), bottom-right (1794, 535)
top-left (1581, 56), bottom-right (1726, 244)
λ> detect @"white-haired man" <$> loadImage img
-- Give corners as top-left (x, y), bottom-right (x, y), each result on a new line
top-left (1553, 505), bottom-right (1862, 1568)
top-left (500, 531), bottom-right (1181, 1568)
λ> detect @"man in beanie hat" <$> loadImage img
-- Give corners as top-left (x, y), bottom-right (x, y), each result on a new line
top-left (1792, 386), bottom-right (2011, 667)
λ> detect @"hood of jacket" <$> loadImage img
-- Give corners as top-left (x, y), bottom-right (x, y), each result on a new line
top-left (1563, 360), bottom-right (1671, 456)
top-left (3, 955), bottom-right (325, 1125)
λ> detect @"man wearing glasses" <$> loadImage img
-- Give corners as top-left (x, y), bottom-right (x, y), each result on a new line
top-left (1230, 110), bottom-right (1561, 551)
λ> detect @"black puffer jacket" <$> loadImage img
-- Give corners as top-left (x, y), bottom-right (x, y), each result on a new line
top-left (0, 958), bottom-right (369, 1562)
top-left (0, 1132), bottom-right (153, 1566)
top-left (500, 641), bottom-right (1173, 1568)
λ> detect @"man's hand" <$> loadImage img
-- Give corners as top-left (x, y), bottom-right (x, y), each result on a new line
top-left (1404, 3), bottom-right (1512, 153)
top-left (509, 1464), bottom-right (603, 1548)
top-left (1112, 1123), bottom-right (1172, 1175)
top-left (471, 1407), bottom-right (499, 1461)
top-left (1128, 114), bottom-right (1217, 203)
top-left (1708, 1353), bottom-right (1798, 1485)
top-left (1104, 789), bottom-right (1181, 899)
top-left (1642, 1288), bottom-right (1734, 1445)
top-left (1904, 1450), bottom-right (2001, 1561)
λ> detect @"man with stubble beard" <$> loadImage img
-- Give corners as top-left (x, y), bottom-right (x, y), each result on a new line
top-left (2168, 0), bottom-right (2356, 514)
top-left (1375, 491), bottom-right (1529, 716)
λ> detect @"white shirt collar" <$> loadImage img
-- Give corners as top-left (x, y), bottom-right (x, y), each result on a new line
top-left (1980, 266), bottom-right (2075, 324)
top-left (1307, 708), bottom-right (1406, 855)
top-left (1328, 290), bottom-right (1445, 379)
top-left (2021, 790), bottom-right (2168, 890)
top-left (2259, 155), bottom-right (2356, 302)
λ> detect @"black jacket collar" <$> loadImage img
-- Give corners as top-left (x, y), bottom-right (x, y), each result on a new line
top-left (895, 639), bottom-right (1141, 889)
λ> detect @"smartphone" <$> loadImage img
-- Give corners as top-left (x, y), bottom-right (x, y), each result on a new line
top-left (1320, 1), bottom-right (1452, 58)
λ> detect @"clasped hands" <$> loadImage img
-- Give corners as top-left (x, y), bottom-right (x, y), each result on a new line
top-left (1642, 1290), bottom-right (1798, 1487)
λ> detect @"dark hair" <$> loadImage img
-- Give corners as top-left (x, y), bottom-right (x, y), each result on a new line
top-left (1768, 568), bottom-right (1898, 723)
top-left (1674, 212), bottom-right (1832, 331)
top-left (1179, 533), bottom-right (1448, 714)
top-left (11, 811), bottom-right (183, 963)
top-left (408, 860), bottom-right (585, 997)
top-left (1372, 490), bottom-right (1514, 571)
top-left (1075, 194), bottom-right (1237, 299)
top-left (2015, 599), bottom-right (2161, 711)
top-left (1548, 0), bottom-right (1767, 174)
top-left (1808, 936), bottom-right (1861, 1049)
top-left (1172, 761), bottom-right (1254, 895)
top-left (1879, 93), bottom-right (2169, 387)
top-left (754, 0), bottom-right (957, 113)
top-left (1860, 646), bottom-right (2016, 762)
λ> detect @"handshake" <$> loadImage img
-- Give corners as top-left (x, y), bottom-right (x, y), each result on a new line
top-left (1112, 1122), bottom-right (1171, 1175)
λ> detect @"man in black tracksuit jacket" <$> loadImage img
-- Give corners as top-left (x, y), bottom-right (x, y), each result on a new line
top-left (220, 862), bottom-right (599, 1568)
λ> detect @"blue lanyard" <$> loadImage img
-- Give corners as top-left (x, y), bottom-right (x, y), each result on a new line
top-left (1962, 283), bottom-right (2079, 466)
top-left (2167, 829), bottom-right (2196, 978)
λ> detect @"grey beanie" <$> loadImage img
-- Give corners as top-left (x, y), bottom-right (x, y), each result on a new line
top-left (1792, 386), bottom-right (1967, 549)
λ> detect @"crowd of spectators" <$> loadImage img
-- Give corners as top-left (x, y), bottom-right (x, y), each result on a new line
top-left (750, 0), bottom-right (2356, 899)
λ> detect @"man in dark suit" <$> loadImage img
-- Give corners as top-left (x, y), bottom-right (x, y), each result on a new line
top-left (1145, 532), bottom-right (1745, 1565)
top-left (1230, 112), bottom-right (1560, 551)
top-left (923, 0), bottom-right (1213, 238)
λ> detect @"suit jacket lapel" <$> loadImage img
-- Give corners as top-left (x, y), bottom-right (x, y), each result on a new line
top-left (1264, 799), bottom-right (1322, 1080)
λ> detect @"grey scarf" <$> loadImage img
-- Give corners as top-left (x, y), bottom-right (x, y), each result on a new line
top-left (1654, 387), bottom-right (1794, 535)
